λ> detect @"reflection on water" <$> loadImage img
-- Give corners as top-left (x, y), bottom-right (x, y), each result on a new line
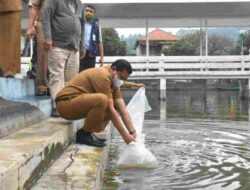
top-left (123, 88), bottom-right (249, 121)
top-left (102, 88), bottom-right (250, 190)
top-left (165, 90), bottom-right (248, 121)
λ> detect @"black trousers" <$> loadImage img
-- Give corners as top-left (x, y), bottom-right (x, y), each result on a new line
top-left (79, 52), bottom-right (96, 72)
top-left (31, 36), bottom-right (37, 72)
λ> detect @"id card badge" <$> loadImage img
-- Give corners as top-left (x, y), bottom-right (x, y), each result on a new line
top-left (93, 34), bottom-right (96, 41)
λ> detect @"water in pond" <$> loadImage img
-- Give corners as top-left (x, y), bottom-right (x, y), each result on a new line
top-left (102, 88), bottom-right (250, 190)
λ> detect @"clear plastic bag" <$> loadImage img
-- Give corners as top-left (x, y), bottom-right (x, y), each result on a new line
top-left (117, 87), bottom-right (158, 169)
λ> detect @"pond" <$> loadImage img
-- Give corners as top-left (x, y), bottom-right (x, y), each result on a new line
top-left (102, 87), bottom-right (250, 190)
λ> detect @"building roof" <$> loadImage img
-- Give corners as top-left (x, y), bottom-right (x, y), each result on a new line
top-left (80, 1), bottom-right (250, 27)
top-left (134, 28), bottom-right (180, 48)
top-left (138, 28), bottom-right (180, 42)
top-left (82, 0), bottom-right (250, 3)
top-left (22, 1), bottom-right (250, 28)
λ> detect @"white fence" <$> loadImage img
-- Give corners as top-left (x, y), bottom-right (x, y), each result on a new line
top-left (21, 55), bottom-right (250, 79)
top-left (101, 56), bottom-right (250, 80)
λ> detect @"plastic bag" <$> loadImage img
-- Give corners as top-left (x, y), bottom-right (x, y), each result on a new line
top-left (117, 87), bottom-right (158, 169)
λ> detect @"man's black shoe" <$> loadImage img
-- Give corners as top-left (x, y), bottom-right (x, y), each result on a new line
top-left (77, 130), bottom-right (106, 143)
top-left (36, 90), bottom-right (47, 96)
top-left (51, 108), bottom-right (60, 117)
top-left (76, 130), bottom-right (106, 147)
top-left (91, 133), bottom-right (106, 142)
top-left (5, 75), bottom-right (14, 78)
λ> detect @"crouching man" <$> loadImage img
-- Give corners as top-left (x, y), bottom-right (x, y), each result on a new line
top-left (56, 59), bottom-right (144, 147)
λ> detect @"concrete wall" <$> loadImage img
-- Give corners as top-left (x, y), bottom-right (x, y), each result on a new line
top-left (0, 78), bottom-right (35, 99)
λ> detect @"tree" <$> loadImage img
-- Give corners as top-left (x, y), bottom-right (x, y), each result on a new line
top-left (120, 34), bottom-right (141, 55)
top-left (119, 41), bottom-right (127, 56)
top-left (163, 31), bottom-right (201, 55)
top-left (163, 31), bottom-right (235, 56)
top-left (102, 28), bottom-right (127, 56)
top-left (163, 40), bottom-right (197, 55)
top-left (208, 34), bottom-right (235, 55)
top-left (176, 27), bottom-right (240, 41)
top-left (233, 31), bottom-right (250, 55)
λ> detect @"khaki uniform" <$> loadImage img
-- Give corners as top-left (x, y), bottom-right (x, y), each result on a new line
top-left (56, 65), bottom-right (122, 132)
top-left (0, 0), bottom-right (22, 76)
top-left (30, 0), bottom-right (48, 91)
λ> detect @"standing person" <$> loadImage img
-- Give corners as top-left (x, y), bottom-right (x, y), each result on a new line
top-left (0, 0), bottom-right (22, 77)
top-left (79, 5), bottom-right (104, 72)
top-left (42, 0), bottom-right (83, 117)
top-left (26, 0), bottom-right (48, 96)
top-left (56, 59), bottom-right (144, 147)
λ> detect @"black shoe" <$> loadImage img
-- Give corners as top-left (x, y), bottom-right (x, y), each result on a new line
top-left (51, 108), bottom-right (60, 117)
top-left (36, 90), bottom-right (47, 96)
top-left (76, 130), bottom-right (106, 147)
top-left (5, 75), bottom-right (14, 78)
top-left (26, 69), bottom-right (37, 79)
top-left (91, 133), bottom-right (106, 142)
top-left (47, 88), bottom-right (51, 96)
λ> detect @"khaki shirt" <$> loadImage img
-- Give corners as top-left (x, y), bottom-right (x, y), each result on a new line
top-left (56, 65), bottom-right (122, 100)
top-left (30, 0), bottom-right (45, 21)
top-left (0, 0), bottom-right (22, 12)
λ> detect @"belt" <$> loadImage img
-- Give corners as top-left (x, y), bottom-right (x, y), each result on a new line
top-left (55, 96), bottom-right (73, 103)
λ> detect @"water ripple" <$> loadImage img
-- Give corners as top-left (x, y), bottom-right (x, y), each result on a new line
top-left (103, 118), bottom-right (250, 190)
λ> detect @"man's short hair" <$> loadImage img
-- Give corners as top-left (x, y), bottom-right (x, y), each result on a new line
top-left (111, 59), bottom-right (133, 74)
top-left (85, 5), bottom-right (95, 11)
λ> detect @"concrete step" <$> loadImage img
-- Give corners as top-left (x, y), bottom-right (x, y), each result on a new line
top-left (0, 118), bottom-right (84, 190)
top-left (31, 127), bottom-right (112, 190)
top-left (0, 78), bottom-right (35, 99)
top-left (0, 77), bottom-right (52, 116)
top-left (0, 98), bottom-right (46, 137)
top-left (13, 96), bottom-right (52, 117)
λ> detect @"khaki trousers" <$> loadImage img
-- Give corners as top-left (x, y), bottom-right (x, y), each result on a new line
top-left (56, 93), bottom-right (110, 132)
top-left (0, 11), bottom-right (21, 76)
top-left (48, 47), bottom-right (79, 107)
top-left (36, 21), bottom-right (48, 90)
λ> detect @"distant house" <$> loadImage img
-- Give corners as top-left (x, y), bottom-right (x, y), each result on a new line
top-left (135, 28), bottom-right (180, 56)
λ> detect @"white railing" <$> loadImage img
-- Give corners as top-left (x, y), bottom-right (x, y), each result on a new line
top-left (98, 56), bottom-right (250, 79)
top-left (21, 55), bottom-right (250, 79)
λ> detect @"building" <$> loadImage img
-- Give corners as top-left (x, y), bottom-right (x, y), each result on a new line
top-left (134, 28), bottom-right (180, 56)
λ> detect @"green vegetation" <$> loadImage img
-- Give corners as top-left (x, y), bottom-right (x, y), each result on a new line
top-left (163, 31), bottom-right (237, 56)
top-left (102, 28), bottom-right (127, 56)
top-left (120, 34), bottom-right (141, 55)
top-left (101, 27), bottom-right (250, 56)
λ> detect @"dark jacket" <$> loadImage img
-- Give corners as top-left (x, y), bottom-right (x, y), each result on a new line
top-left (82, 17), bottom-right (100, 57)
top-left (42, 0), bottom-right (83, 51)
